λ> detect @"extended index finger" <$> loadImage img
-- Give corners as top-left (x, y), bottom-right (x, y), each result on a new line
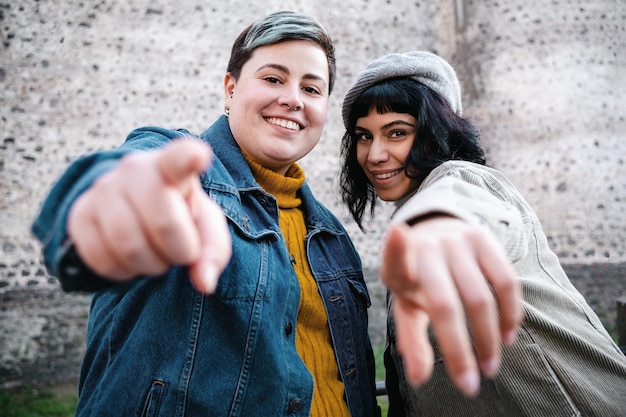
top-left (128, 137), bottom-right (214, 266)
top-left (157, 137), bottom-right (213, 191)
top-left (188, 190), bottom-right (232, 293)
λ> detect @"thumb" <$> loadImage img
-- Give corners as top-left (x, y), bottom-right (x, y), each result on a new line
top-left (381, 223), bottom-right (413, 288)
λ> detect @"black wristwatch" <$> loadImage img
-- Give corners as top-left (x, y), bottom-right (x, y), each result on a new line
top-left (57, 237), bottom-right (117, 292)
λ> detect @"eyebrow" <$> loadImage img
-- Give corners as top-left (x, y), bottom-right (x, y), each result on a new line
top-left (256, 63), bottom-right (328, 88)
top-left (355, 119), bottom-right (415, 131)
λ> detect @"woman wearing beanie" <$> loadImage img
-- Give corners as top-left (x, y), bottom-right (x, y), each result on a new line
top-left (340, 51), bottom-right (626, 416)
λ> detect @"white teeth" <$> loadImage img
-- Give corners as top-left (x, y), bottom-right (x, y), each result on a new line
top-left (374, 169), bottom-right (401, 180)
top-left (266, 117), bottom-right (301, 131)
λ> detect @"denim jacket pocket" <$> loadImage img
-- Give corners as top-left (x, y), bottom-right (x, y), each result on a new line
top-left (140, 380), bottom-right (166, 417)
top-left (204, 188), bottom-right (279, 301)
top-left (346, 275), bottom-right (371, 308)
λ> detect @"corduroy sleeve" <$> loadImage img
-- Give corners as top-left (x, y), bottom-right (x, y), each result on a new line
top-left (391, 161), bottom-right (530, 263)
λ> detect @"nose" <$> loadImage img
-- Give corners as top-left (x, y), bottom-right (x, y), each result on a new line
top-left (367, 137), bottom-right (389, 164)
top-left (278, 85), bottom-right (303, 111)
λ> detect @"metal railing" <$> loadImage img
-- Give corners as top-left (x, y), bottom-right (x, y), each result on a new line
top-left (617, 296), bottom-right (626, 354)
top-left (375, 380), bottom-right (387, 397)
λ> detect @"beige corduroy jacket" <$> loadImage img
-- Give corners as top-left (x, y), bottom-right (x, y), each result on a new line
top-left (385, 160), bottom-right (626, 417)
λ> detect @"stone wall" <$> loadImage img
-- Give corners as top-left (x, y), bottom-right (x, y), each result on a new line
top-left (1, 0), bottom-right (624, 389)
top-left (0, 288), bottom-right (88, 389)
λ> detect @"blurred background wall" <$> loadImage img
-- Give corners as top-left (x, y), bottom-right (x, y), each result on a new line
top-left (1, 0), bottom-right (624, 389)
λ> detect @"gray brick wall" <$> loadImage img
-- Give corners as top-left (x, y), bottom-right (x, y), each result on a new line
top-left (1, 0), bottom-right (624, 389)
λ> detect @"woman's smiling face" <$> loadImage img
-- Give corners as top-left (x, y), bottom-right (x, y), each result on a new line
top-left (224, 40), bottom-right (330, 175)
top-left (355, 109), bottom-right (420, 201)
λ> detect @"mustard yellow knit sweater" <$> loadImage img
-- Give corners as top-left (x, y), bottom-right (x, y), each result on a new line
top-left (245, 156), bottom-right (350, 417)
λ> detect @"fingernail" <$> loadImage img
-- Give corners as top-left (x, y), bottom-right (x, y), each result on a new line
top-left (480, 357), bottom-right (500, 379)
top-left (504, 329), bottom-right (518, 346)
top-left (202, 264), bottom-right (218, 293)
top-left (457, 371), bottom-right (480, 397)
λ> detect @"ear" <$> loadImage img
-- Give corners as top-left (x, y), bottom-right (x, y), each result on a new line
top-left (224, 73), bottom-right (236, 99)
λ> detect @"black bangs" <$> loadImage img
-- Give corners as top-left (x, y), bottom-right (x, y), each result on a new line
top-left (348, 78), bottom-right (419, 129)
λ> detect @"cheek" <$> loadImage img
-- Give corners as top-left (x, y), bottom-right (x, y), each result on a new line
top-left (227, 111), bottom-right (250, 145)
top-left (355, 144), bottom-right (368, 167)
top-left (393, 143), bottom-right (413, 164)
top-left (307, 100), bottom-right (328, 127)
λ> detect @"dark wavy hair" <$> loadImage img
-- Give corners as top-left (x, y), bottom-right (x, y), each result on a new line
top-left (339, 77), bottom-right (486, 230)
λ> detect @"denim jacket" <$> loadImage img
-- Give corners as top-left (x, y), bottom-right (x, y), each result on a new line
top-left (32, 116), bottom-right (380, 417)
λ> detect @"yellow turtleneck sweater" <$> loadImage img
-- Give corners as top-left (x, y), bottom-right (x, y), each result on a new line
top-left (244, 155), bottom-right (350, 417)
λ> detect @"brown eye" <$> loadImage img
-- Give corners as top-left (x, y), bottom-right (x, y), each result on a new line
top-left (303, 86), bottom-right (321, 95)
top-left (355, 132), bottom-right (371, 142)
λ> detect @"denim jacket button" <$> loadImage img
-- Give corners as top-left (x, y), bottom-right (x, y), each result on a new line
top-left (285, 321), bottom-right (293, 335)
top-left (288, 398), bottom-right (303, 412)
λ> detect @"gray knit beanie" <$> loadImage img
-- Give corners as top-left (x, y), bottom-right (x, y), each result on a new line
top-left (342, 51), bottom-right (462, 129)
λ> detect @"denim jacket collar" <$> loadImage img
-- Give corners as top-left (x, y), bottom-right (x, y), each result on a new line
top-left (199, 115), bottom-right (343, 236)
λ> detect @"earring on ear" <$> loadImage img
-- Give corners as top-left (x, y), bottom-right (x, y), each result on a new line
top-left (225, 89), bottom-right (233, 116)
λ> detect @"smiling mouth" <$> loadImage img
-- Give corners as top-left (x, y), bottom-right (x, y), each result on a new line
top-left (265, 117), bottom-right (302, 131)
top-left (373, 169), bottom-right (402, 180)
